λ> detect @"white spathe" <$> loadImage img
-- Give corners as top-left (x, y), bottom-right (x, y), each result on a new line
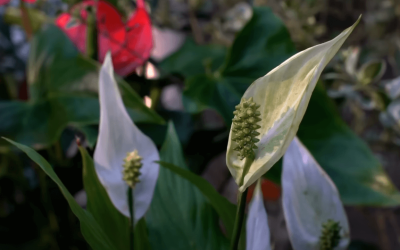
top-left (94, 52), bottom-right (160, 224)
top-left (226, 17), bottom-right (360, 192)
top-left (246, 179), bottom-right (271, 250)
top-left (282, 137), bottom-right (350, 250)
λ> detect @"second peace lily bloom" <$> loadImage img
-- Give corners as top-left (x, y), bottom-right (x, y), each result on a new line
top-left (282, 137), bottom-right (350, 250)
top-left (94, 52), bottom-right (159, 223)
top-left (226, 17), bottom-right (361, 192)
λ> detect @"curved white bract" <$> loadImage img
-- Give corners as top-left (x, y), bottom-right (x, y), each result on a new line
top-left (282, 137), bottom-right (350, 250)
top-left (246, 179), bottom-right (271, 250)
top-left (94, 52), bottom-right (159, 224)
top-left (226, 17), bottom-right (360, 191)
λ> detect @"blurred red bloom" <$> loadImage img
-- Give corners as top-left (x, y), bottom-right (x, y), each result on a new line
top-left (56, 0), bottom-right (153, 76)
top-left (246, 179), bottom-right (281, 203)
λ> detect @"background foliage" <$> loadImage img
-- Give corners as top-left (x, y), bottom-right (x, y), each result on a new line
top-left (1, 0), bottom-right (400, 249)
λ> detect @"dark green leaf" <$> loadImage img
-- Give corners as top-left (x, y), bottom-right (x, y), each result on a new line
top-left (157, 161), bottom-right (236, 236)
top-left (297, 84), bottom-right (400, 206)
top-left (181, 7), bottom-right (295, 124)
top-left (0, 95), bottom-right (99, 148)
top-left (147, 121), bottom-right (229, 250)
top-left (159, 38), bottom-right (227, 77)
top-left (3, 138), bottom-right (118, 250)
top-left (220, 7), bottom-right (296, 79)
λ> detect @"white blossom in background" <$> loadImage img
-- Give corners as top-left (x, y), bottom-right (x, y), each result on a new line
top-left (94, 52), bottom-right (159, 224)
top-left (282, 137), bottom-right (350, 250)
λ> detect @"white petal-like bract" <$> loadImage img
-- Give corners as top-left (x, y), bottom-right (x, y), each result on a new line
top-left (246, 179), bottom-right (271, 250)
top-left (226, 17), bottom-right (360, 191)
top-left (282, 137), bottom-right (350, 250)
top-left (94, 52), bottom-right (160, 224)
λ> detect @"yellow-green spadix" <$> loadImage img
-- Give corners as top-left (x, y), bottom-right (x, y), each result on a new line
top-left (226, 17), bottom-right (361, 192)
top-left (94, 52), bottom-right (160, 224)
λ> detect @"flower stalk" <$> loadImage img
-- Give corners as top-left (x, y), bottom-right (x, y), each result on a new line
top-left (123, 150), bottom-right (143, 250)
top-left (86, 5), bottom-right (98, 60)
top-left (128, 187), bottom-right (135, 250)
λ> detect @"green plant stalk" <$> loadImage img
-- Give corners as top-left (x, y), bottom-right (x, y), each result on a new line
top-left (128, 187), bottom-right (135, 250)
top-left (86, 7), bottom-right (98, 61)
top-left (230, 155), bottom-right (254, 250)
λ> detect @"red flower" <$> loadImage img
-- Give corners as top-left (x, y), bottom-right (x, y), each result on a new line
top-left (246, 179), bottom-right (281, 203)
top-left (56, 0), bottom-right (153, 76)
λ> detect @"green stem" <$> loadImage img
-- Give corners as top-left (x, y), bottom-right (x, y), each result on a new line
top-left (128, 187), bottom-right (135, 250)
top-left (86, 6), bottom-right (98, 60)
top-left (230, 155), bottom-right (254, 250)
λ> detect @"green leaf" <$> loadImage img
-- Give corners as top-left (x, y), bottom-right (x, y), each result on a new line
top-left (159, 38), bottom-right (227, 77)
top-left (134, 219), bottom-right (152, 250)
top-left (147, 121), bottom-right (229, 250)
top-left (220, 7), bottom-right (296, 79)
top-left (157, 161), bottom-right (236, 236)
top-left (0, 95), bottom-right (99, 148)
top-left (356, 60), bottom-right (386, 85)
top-left (3, 138), bottom-right (118, 250)
top-left (80, 147), bottom-right (131, 250)
top-left (182, 7), bottom-right (296, 124)
top-left (297, 84), bottom-right (400, 206)
top-left (0, 24), bottom-right (163, 148)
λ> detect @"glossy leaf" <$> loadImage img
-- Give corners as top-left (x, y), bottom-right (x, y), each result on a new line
top-left (227, 17), bottom-right (360, 192)
top-left (246, 179), bottom-right (271, 250)
top-left (3, 138), bottom-right (118, 250)
top-left (356, 60), bottom-right (386, 85)
top-left (159, 38), bottom-right (227, 77)
top-left (182, 7), bottom-right (296, 124)
top-left (147, 121), bottom-right (229, 250)
top-left (282, 137), bottom-right (350, 250)
top-left (94, 53), bottom-right (160, 223)
top-left (157, 161), bottom-right (236, 237)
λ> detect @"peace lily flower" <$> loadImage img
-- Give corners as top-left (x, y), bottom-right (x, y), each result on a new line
top-left (94, 52), bottom-right (159, 223)
top-left (246, 179), bottom-right (271, 250)
top-left (226, 17), bottom-right (360, 192)
top-left (282, 137), bottom-right (350, 250)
